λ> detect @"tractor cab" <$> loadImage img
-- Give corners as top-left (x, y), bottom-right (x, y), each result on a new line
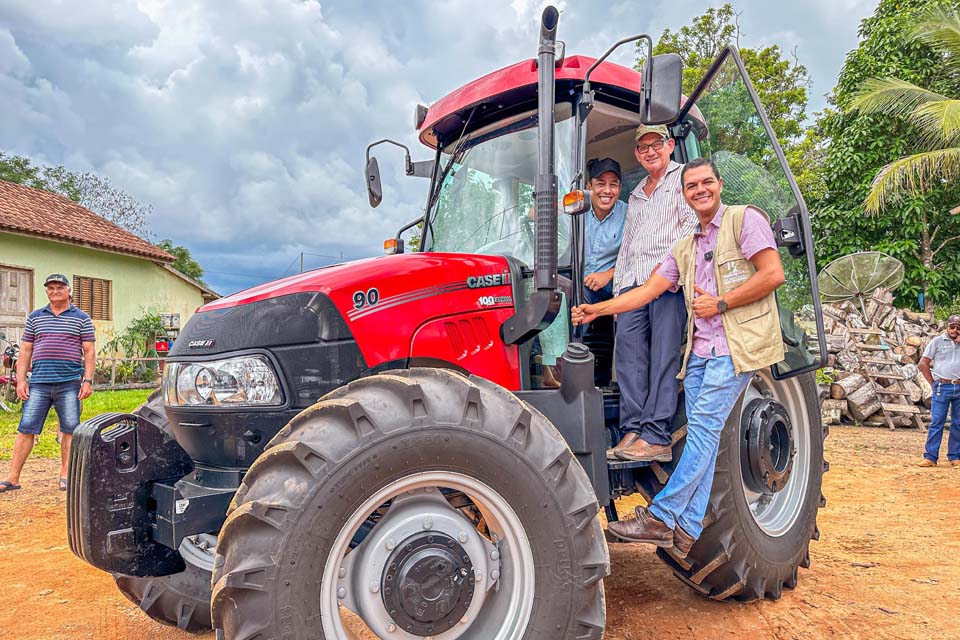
top-left (371, 42), bottom-right (827, 388)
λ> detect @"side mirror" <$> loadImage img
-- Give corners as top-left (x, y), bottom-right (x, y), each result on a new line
top-left (366, 156), bottom-right (383, 208)
top-left (640, 53), bottom-right (683, 125)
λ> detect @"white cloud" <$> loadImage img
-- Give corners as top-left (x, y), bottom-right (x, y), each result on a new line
top-left (0, 0), bottom-right (874, 294)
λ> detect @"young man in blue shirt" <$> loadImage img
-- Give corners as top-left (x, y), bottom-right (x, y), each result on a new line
top-left (581, 157), bottom-right (627, 386)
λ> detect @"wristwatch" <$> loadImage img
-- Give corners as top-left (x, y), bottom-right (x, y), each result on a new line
top-left (81, 378), bottom-right (94, 385)
top-left (716, 298), bottom-right (729, 314)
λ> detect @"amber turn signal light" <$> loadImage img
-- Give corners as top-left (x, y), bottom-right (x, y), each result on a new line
top-left (383, 238), bottom-right (404, 255)
top-left (561, 190), bottom-right (591, 215)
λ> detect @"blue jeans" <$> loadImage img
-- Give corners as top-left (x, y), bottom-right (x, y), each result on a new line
top-left (925, 381), bottom-right (960, 462)
top-left (649, 354), bottom-right (753, 538)
top-left (17, 381), bottom-right (82, 435)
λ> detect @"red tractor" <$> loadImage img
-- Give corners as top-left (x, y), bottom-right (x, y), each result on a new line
top-left (67, 7), bottom-right (828, 638)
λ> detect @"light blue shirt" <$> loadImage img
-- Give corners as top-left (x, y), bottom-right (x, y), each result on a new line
top-left (583, 199), bottom-right (627, 275)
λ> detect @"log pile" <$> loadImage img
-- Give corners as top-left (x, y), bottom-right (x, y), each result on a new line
top-left (819, 288), bottom-right (940, 428)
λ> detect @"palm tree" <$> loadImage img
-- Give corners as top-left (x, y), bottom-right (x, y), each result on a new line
top-left (851, 5), bottom-right (960, 214)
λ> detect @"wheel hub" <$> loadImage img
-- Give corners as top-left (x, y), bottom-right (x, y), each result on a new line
top-left (383, 533), bottom-right (475, 635)
top-left (741, 397), bottom-right (794, 494)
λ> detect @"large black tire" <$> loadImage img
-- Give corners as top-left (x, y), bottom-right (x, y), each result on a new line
top-left (113, 389), bottom-right (215, 633)
top-left (638, 370), bottom-right (826, 602)
top-left (211, 368), bottom-right (609, 639)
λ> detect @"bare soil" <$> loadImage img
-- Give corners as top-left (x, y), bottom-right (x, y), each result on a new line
top-left (1, 426), bottom-right (958, 640)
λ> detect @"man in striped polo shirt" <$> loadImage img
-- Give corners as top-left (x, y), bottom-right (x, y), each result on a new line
top-left (607, 124), bottom-right (698, 463)
top-left (0, 274), bottom-right (95, 494)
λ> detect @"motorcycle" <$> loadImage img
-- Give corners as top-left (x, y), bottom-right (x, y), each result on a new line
top-left (0, 332), bottom-right (21, 412)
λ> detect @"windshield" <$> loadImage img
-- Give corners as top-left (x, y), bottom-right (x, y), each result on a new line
top-left (424, 114), bottom-right (575, 266)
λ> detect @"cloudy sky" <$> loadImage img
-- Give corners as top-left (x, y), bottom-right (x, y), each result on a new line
top-left (0, 0), bottom-right (876, 295)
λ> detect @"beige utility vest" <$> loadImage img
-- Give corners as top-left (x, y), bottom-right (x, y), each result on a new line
top-left (673, 205), bottom-right (784, 378)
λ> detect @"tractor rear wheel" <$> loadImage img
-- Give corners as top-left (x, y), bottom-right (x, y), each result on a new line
top-left (112, 390), bottom-right (215, 632)
top-left (210, 368), bottom-right (609, 639)
top-left (641, 370), bottom-right (826, 601)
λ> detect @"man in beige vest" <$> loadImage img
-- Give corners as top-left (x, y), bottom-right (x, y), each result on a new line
top-left (572, 158), bottom-right (785, 555)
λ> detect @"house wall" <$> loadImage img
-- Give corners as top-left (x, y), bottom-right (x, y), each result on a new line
top-left (0, 232), bottom-right (205, 345)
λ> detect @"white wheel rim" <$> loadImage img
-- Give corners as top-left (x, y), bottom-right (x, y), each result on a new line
top-left (320, 471), bottom-right (535, 639)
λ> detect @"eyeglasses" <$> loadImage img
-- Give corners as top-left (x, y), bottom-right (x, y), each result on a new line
top-left (636, 138), bottom-right (667, 154)
top-left (949, 323), bottom-right (960, 329)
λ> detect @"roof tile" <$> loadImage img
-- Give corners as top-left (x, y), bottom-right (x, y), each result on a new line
top-left (0, 179), bottom-right (173, 262)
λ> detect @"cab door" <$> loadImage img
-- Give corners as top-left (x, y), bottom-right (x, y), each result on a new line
top-left (676, 46), bottom-right (827, 378)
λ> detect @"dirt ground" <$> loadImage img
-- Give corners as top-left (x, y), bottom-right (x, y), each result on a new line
top-left (1, 425), bottom-right (958, 640)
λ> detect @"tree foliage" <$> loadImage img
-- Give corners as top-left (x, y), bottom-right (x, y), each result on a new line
top-left (813, 0), bottom-right (960, 310)
top-left (157, 239), bottom-right (206, 282)
top-left (0, 151), bottom-right (151, 239)
top-left (639, 3), bottom-right (810, 149)
top-left (850, 5), bottom-right (960, 212)
top-left (0, 152), bottom-right (81, 201)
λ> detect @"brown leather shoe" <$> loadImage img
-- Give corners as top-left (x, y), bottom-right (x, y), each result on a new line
top-left (617, 437), bottom-right (672, 462)
top-left (673, 525), bottom-right (695, 558)
top-left (607, 432), bottom-right (642, 460)
top-left (919, 459), bottom-right (937, 467)
top-left (607, 506), bottom-right (674, 547)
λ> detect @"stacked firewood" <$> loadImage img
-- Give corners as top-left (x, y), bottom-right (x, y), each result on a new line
top-left (819, 288), bottom-right (940, 428)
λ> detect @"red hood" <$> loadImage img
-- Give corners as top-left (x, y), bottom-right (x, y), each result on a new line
top-left (201, 253), bottom-right (514, 312)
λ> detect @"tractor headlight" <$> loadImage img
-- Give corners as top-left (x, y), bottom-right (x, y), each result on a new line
top-left (163, 356), bottom-right (283, 407)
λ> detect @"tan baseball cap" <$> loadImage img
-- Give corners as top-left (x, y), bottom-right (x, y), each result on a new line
top-left (635, 124), bottom-right (669, 141)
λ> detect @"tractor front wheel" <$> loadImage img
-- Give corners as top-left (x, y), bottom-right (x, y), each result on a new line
top-left (211, 368), bottom-right (609, 639)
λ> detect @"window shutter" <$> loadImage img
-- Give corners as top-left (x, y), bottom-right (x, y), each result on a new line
top-left (71, 276), bottom-right (112, 320)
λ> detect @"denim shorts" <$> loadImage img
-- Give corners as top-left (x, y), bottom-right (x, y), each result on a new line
top-left (17, 381), bottom-right (82, 435)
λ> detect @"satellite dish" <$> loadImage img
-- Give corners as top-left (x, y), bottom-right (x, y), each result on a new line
top-left (817, 251), bottom-right (904, 320)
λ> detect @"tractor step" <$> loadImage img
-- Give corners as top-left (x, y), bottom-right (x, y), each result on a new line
top-left (607, 459), bottom-right (653, 470)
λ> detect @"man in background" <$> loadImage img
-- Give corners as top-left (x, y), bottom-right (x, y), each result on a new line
top-left (0, 274), bottom-right (95, 494)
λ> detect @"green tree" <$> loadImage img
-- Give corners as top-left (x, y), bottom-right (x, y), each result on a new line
top-left (813, 0), bottom-right (960, 311)
top-left (851, 6), bottom-right (960, 212)
top-left (0, 151), bottom-right (151, 238)
top-left (157, 239), bottom-right (206, 282)
top-left (638, 3), bottom-right (810, 150)
top-left (0, 152), bottom-right (81, 201)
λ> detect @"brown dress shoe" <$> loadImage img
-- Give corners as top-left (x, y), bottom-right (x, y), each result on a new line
top-left (607, 432), bottom-right (642, 460)
top-left (919, 459), bottom-right (937, 467)
top-left (607, 506), bottom-right (674, 547)
top-left (617, 437), bottom-right (672, 462)
top-left (672, 525), bottom-right (695, 558)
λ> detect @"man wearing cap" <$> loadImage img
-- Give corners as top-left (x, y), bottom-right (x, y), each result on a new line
top-left (608, 124), bottom-right (698, 462)
top-left (0, 274), bottom-right (95, 494)
top-left (918, 315), bottom-right (960, 467)
top-left (582, 157), bottom-right (628, 386)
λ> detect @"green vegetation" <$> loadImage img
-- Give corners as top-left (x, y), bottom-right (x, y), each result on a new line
top-left (0, 388), bottom-right (152, 460)
top-left (157, 239), bottom-right (206, 282)
top-left (0, 151), bottom-right (152, 238)
top-left (814, 0), bottom-right (960, 311)
top-left (638, 3), bottom-right (810, 154)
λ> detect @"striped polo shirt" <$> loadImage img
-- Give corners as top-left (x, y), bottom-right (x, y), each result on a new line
top-left (612, 161), bottom-right (698, 295)
top-left (22, 304), bottom-right (95, 383)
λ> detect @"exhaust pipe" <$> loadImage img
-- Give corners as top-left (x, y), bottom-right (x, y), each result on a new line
top-left (501, 5), bottom-right (563, 345)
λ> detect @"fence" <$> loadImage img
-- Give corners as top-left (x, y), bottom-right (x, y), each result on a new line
top-left (95, 356), bottom-right (164, 391)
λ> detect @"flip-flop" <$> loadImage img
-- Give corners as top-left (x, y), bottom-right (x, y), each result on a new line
top-left (58, 478), bottom-right (67, 491)
top-left (0, 481), bottom-right (21, 494)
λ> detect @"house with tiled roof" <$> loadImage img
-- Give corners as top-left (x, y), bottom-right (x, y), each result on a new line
top-left (0, 179), bottom-right (217, 347)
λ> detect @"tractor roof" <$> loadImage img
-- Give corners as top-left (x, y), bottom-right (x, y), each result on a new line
top-left (418, 55), bottom-right (642, 149)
